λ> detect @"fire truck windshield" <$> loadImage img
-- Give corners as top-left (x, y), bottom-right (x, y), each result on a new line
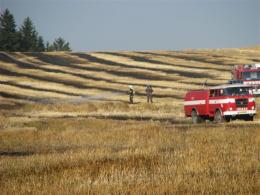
top-left (243, 72), bottom-right (260, 81)
top-left (224, 87), bottom-right (251, 96)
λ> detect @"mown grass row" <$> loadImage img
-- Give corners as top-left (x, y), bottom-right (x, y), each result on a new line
top-left (2, 48), bottom-right (259, 103)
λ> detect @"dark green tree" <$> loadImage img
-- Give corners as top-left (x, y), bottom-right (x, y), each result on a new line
top-left (46, 41), bottom-right (54, 52)
top-left (52, 37), bottom-right (71, 51)
top-left (19, 17), bottom-right (39, 51)
top-left (36, 36), bottom-right (45, 51)
top-left (0, 9), bottom-right (72, 52)
top-left (0, 9), bottom-right (19, 51)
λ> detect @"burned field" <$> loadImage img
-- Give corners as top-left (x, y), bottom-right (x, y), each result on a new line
top-left (0, 48), bottom-right (260, 194)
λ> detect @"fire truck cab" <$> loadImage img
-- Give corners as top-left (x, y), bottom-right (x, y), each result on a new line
top-left (230, 64), bottom-right (260, 96)
top-left (184, 84), bottom-right (256, 123)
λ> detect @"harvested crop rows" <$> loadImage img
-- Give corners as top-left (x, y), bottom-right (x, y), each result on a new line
top-left (0, 47), bottom-right (260, 194)
top-left (1, 47), bottom-right (260, 105)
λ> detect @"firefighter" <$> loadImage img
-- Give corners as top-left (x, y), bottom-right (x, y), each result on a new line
top-left (128, 85), bottom-right (135, 104)
top-left (203, 80), bottom-right (208, 88)
top-left (145, 85), bottom-right (153, 103)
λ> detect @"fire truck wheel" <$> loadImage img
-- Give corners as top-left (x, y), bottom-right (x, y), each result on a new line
top-left (191, 110), bottom-right (202, 124)
top-left (214, 110), bottom-right (223, 123)
top-left (244, 115), bottom-right (254, 121)
top-left (224, 116), bottom-right (231, 122)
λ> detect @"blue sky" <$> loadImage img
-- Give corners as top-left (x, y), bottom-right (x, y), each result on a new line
top-left (1, 0), bottom-right (259, 51)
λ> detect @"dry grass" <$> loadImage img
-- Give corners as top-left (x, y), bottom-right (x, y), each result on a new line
top-left (0, 117), bottom-right (259, 194)
top-left (1, 48), bottom-right (260, 194)
top-left (1, 47), bottom-right (260, 103)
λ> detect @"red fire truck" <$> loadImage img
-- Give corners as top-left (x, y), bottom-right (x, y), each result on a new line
top-left (230, 64), bottom-right (260, 96)
top-left (184, 84), bottom-right (256, 123)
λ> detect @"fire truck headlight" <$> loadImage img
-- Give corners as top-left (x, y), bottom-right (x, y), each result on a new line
top-left (229, 107), bottom-right (233, 111)
top-left (249, 98), bottom-right (255, 102)
top-left (252, 106), bottom-right (255, 110)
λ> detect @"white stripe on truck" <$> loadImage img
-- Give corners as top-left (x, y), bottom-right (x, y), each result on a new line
top-left (209, 98), bottom-right (235, 104)
top-left (184, 100), bottom-right (206, 106)
top-left (184, 98), bottom-right (254, 106)
top-left (244, 81), bottom-right (260, 85)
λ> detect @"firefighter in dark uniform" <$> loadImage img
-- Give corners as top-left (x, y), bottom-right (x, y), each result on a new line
top-left (128, 85), bottom-right (135, 104)
top-left (146, 85), bottom-right (153, 103)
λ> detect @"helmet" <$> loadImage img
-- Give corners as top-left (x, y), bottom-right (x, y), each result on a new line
top-left (129, 85), bottom-right (133, 89)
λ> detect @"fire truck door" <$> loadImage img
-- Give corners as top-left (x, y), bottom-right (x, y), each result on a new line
top-left (209, 89), bottom-right (222, 116)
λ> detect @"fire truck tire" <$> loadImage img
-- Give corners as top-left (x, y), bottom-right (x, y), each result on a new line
top-left (244, 115), bottom-right (254, 121)
top-left (214, 110), bottom-right (223, 123)
top-left (224, 116), bottom-right (231, 122)
top-left (191, 110), bottom-right (203, 124)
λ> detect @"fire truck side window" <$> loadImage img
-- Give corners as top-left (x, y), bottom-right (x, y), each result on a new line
top-left (210, 89), bottom-right (223, 97)
top-left (215, 89), bottom-right (219, 97)
top-left (219, 89), bottom-right (224, 96)
top-left (210, 90), bottom-right (214, 97)
top-left (210, 89), bottom-right (217, 97)
top-left (215, 89), bottom-right (222, 97)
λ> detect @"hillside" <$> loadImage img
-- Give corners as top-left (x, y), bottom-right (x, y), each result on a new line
top-left (1, 48), bottom-right (260, 194)
top-left (1, 47), bottom-right (260, 106)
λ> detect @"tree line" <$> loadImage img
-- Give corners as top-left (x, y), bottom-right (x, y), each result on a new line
top-left (0, 9), bottom-right (71, 52)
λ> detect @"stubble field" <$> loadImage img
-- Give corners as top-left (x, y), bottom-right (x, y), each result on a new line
top-left (0, 47), bottom-right (260, 194)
